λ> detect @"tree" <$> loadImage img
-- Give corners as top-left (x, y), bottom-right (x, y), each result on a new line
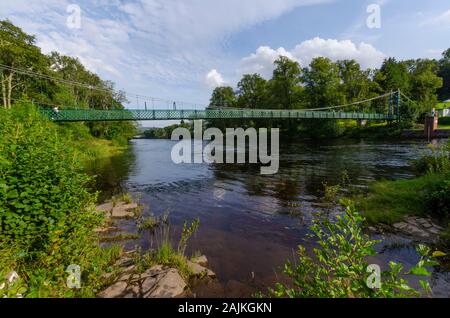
top-left (0, 20), bottom-right (49, 108)
top-left (409, 59), bottom-right (443, 115)
top-left (236, 74), bottom-right (267, 109)
top-left (209, 86), bottom-right (236, 107)
top-left (337, 60), bottom-right (376, 111)
top-left (302, 57), bottom-right (344, 108)
top-left (375, 57), bottom-right (410, 94)
top-left (438, 48), bottom-right (450, 101)
top-left (268, 56), bottom-right (303, 109)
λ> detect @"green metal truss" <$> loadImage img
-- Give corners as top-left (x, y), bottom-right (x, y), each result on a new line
top-left (40, 108), bottom-right (394, 122)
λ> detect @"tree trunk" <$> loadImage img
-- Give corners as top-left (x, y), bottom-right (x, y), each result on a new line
top-left (1, 73), bottom-right (6, 108)
top-left (7, 71), bottom-right (13, 109)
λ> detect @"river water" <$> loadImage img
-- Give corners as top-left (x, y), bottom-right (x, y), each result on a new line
top-left (90, 137), bottom-right (449, 297)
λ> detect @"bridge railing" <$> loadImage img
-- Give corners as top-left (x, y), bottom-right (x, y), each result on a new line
top-left (40, 108), bottom-right (394, 122)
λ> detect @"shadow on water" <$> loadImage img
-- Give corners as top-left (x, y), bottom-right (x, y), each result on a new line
top-left (92, 137), bottom-right (450, 297)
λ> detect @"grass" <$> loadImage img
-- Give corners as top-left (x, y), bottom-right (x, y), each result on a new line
top-left (354, 173), bottom-right (446, 224)
top-left (99, 233), bottom-right (141, 242)
top-left (137, 243), bottom-right (193, 279)
top-left (436, 102), bottom-right (450, 110)
top-left (138, 216), bottom-right (159, 231)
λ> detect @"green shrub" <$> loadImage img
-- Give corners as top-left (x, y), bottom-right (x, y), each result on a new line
top-left (413, 141), bottom-right (450, 175)
top-left (0, 101), bottom-right (96, 250)
top-left (0, 101), bottom-right (122, 297)
top-left (271, 204), bottom-right (440, 298)
top-left (425, 178), bottom-right (450, 219)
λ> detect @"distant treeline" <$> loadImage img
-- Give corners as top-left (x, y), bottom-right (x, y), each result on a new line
top-left (0, 20), bottom-right (135, 144)
top-left (207, 48), bottom-right (450, 135)
top-left (143, 123), bottom-right (191, 139)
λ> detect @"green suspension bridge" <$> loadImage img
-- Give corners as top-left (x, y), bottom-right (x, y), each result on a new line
top-left (39, 90), bottom-right (401, 122)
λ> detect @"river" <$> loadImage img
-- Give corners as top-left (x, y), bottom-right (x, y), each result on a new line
top-left (89, 137), bottom-right (450, 297)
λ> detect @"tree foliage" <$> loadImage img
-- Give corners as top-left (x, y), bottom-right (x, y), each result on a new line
top-left (271, 204), bottom-right (441, 298)
top-left (0, 19), bottom-right (135, 145)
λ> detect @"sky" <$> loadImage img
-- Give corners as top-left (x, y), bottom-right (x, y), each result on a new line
top-left (1, 0), bottom-right (450, 114)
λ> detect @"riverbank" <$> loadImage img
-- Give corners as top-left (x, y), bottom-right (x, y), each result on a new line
top-left (0, 104), bottom-right (135, 297)
top-left (353, 140), bottom-right (450, 248)
top-left (94, 196), bottom-right (216, 298)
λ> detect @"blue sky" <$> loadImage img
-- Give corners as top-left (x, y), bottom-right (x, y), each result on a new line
top-left (1, 0), bottom-right (450, 111)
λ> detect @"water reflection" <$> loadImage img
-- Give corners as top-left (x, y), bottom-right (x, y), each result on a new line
top-left (93, 138), bottom-right (449, 297)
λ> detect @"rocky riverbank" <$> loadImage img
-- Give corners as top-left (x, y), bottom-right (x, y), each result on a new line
top-left (94, 197), bottom-right (216, 298)
top-left (367, 215), bottom-right (446, 244)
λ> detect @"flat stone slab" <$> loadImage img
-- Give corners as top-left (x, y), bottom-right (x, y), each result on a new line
top-left (110, 202), bottom-right (138, 218)
top-left (145, 268), bottom-right (187, 298)
top-left (96, 202), bottom-right (113, 214)
top-left (98, 266), bottom-right (187, 298)
top-left (391, 216), bottom-right (444, 241)
top-left (97, 281), bottom-right (128, 298)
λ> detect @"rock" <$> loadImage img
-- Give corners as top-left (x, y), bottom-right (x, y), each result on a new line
top-left (192, 255), bottom-right (208, 267)
top-left (109, 202), bottom-right (138, 218)
top-left (94, 226), bottom-right (119, 233)
top-left (393, 222), bottom-right (408, 230)
top-left (145, 269), bottom-right (186, 298)
top-left (405, 224), bottom-right (430, 238)
top-left (97, 202), bottom-right (113, 214)
top-left (115, 257), bottom-right (134, 268)
top-left (146, 265), bottom-right (164, 274)
top-left (187, 260), bottom-right (216, 278)
top-left (101, 272), bottom-right (114, 281)
top-left (427, 227), bottom-right (441, 235)
top-left (98, 281), bottom-right (128, 298)
top-left (416, 218), bottom-right (433, 228)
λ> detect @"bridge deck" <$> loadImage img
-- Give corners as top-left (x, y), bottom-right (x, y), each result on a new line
top-left (40, 108), bottom-right (394, 122)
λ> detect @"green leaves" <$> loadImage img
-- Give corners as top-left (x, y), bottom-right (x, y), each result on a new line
top-left (271, 204), bottom-right (440, 298)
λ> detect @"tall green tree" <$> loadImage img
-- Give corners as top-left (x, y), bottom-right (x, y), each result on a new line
top-left (236, 74), bottom-right (267, 109)
top-left (337, 60), bottom-right (376, 111)
top-left (209, 86), bottom-right (236, 107)
top-left (409, 59), bottom-right (443, 114)
top-left (375, 57), bottom-right (410, 94)
top-left (268, 56), bottom-right (303, 109)
top-left (438, 48), bottom-right (450, 101)
top-left (302, 57), bottom-right (344, 108)
top-left (0, 20), bottom-right (50, 108)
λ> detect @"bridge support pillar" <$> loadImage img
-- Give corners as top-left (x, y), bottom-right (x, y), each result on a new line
top-left (424, 114), bottom-right (438, 140)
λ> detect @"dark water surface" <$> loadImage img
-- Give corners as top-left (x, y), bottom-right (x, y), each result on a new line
top-left (90, 138), bottom-right (449, 297)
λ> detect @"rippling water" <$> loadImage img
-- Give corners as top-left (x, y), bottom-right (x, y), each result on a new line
top-left (89, 138), bottom-right (449, 297)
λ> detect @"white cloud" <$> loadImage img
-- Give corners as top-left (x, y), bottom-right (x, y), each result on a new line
top-left (0, 0), bottom-right (332, 98)
top-left (292, 38), bottom-right (385, 69)
top-left (239, 46), bottom-right (295, 78)
top-left (205, 69), bottom-right (225, 88)
top-left (421, 9), bottom-right (450, 27)
top-left (239, 37), bottom-right (385, 78)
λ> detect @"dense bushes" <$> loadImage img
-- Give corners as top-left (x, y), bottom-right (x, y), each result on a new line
top-left (0, 101), bottom-right (120, 297)
top-left (0, 102), bottom-right (96, 248)
top-left (413, 141), bottom-right (450, 175)
top-left (425, 178), bottom-right (450, 219)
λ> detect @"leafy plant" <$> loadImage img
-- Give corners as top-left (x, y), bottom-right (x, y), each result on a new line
top-left (321, 182), bottom-right (341, 203)
top-left (177, 218), bottom-right (200, 256)
top-left (271, 204), bottom-right (441, 298)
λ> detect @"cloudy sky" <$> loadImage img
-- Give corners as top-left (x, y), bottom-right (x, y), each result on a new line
top-left (1, 0), bottom-right (450, 109)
